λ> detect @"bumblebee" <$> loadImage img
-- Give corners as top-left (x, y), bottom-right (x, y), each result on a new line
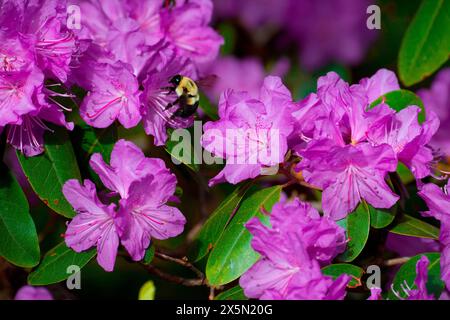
top-left (164, 75), bottom-right (200, 119)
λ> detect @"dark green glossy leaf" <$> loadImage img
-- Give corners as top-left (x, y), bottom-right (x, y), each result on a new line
top-left (370, 90), bottom-right (426, 123)
top-left (218, 23), bottom-right (236, 56)
top-left (28, 242), bottom-right (96, 285)
top-left (337, 203), bottom-right (370, 262)
top-left (369, 205), bottom-right (396, 229)
top-left (165, 127), bottom-right (200, 172)
top-left (322, 263), bottom-right (364, 288)
top-left (0, 170), bottom-right (40, 267)
top-left (388, 253), bottom-right (444, 300)
top-left (189, 182), bottom-right (252, 262)
top-left (17, 127), bottom-right (81, 218)
top-left (215, 286), bottom-right (248, 300)
top-left (398, 0), bottom-right (450, 86)
top-left (199, 92), bottom-right (219, 121)
top-left (389, 214), bottom-right (439, 240)
top-left (396, 162), bottom-right (415, 185)
top-left (206, 185), bottom-right (282, 286)
top-left (142, 245), bottom-right (155, 265)
top-left (76, 123), bottom-right (117, 162)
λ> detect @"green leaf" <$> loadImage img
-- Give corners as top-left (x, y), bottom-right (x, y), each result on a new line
top-left (215, 286), bottom-right (248, 300)
top-left (76, 123), bottom-right (117, 162)
top-left (0, 170), bottom-right (40, 267)
top-left (17, 127), bottom-right (81, 218)
top-left (218, 23), bottom-right (236, 56)
top-left (388, 253), bottom-right (444, 300)
top-left (369, 205), bottom-right (396, 229)
top-left (189, 182), bottom-right (252, 262)
top-left (206, 185), bottom-right (282, 286)
top-left (396, 162), bottom-right (415, 185)
top-left (322, 264), bottom-right (365, 288)
top-left (199, 93), bottom-right (219, 121)
top-left (165, 127), bottom-right (200, 172)
top-left (389, 214), bottom-right (439, 240)
top-left (138, 280), bottom-right (156, 300)
top-left (28, 242), bottom-right (95, 285)
top-left (398, 0), bottom-right (450, 86)
top-left (370, 90), bottom-right (426, 123)
top-left (142, 245), bottom-right (155, 265)
top-left (337, 203), bottom-right (370, 262)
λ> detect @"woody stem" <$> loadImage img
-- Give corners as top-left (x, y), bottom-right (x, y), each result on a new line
top-left (154, 252), bottom-right (205, 279)
top-left (143, 264), bottom-right (206, 287)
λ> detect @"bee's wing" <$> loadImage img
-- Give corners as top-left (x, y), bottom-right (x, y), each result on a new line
top-left (196, 74), bottom-right (219, 90)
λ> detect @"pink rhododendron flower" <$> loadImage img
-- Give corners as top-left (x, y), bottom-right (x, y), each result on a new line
top-left (89, 138), bottom-right (171, 199)
top-left (63, 179), bottom-right (119, 272)
top-left (161, 0), bottom-right (223, 64)
top-left (73, 0), bottom-right (222, 70)
top-left (300, 142), bottom-right (399, 220)
top-left (269, 199), bottom-right (347, 264)
top-left (6, 101), bottom-right (74, 156)
top-left (417, 68), bottom-right (450, 156)
top-left (0, 0), bottom-right (76, 156)
top-left (293, 70), bottom-right (403, 219)
top-left (202, 76), bottom-right (295, 186)
top-left (118, 173), bottom-right (186, 261)
top-left (368, 287), bottom-right (382, 300)
top-left (368, 256), bottom-right (436, 300)
top-left (70, 0), bottom-right (222, 134)
top-left (14, 286), bottom-right (53, 300)
top-left (0, 68), bottom-right (43, 127)
top-left (63, 140), bottom-right (186, 271)
top-left (418, 180), bottom-right (450, 290)
top-left (367, 106), bottom-right (439, 180)
top-left (1, 0), bottom-right (78, 82)
top-left (80, 62), bottom-right (141, 129)
top-left (239, 198), bottom-right (349, 300)
top-left (391, 256), bottom-right (435, 300)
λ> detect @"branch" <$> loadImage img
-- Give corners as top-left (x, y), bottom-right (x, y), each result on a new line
top-left (142, 264), bottom-right (206, 287)
top-left (154, 252), bottom-right (204, 279)
top-left (384, 256), bottom-right (411, 267)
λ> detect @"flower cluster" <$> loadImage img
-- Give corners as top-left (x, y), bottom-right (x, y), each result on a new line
top-left (293, 69), bottom-right (438, 219)
top-left (204, 69), bottom-right (439, 221)
top-left (202, 76), bottom-right (296, 186)
top-left (418, 68), bottom-right (450, 156)
top-left (71, 0), bottom-right (223, 145)
top-left (418, 180), bottom-right (450, 291)
top-left (62, 140), bottom-right (186, 271)
top-left (240, 198), bottom-right (349, 299)
top-left (0, 0), bottom-right (223, 155)
top-left (0, 0), bottom-right (76, 156)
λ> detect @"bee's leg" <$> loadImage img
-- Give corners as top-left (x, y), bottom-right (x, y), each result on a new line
top-left (161, 86), bottom-right (176, 94)
top-left (165, 97), bottom-right (180, 110)
top-left (170, 107), bottom-right (185, 119)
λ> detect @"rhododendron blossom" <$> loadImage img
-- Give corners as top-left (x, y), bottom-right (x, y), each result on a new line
top-left (292, 69), bottom-right (437, 219)
top-left (418, 180), bottom-right (450, 291)
top-left (202, 76), bottom-right (295, 186)
top-left (63, 140), bottom-right (186, 271)
top-left (418, 68), bottom-right (450, 156)
top-left (240, 199), bottom-right (349, 299)
top-left (14, 286), bottom-right (53, 300)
